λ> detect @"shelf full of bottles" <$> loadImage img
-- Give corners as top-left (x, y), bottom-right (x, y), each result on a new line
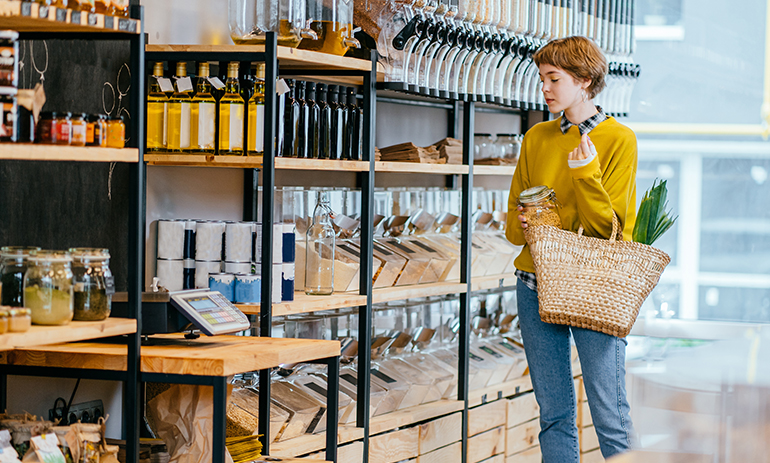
top-left (369, 0), bottom-right (640, 116)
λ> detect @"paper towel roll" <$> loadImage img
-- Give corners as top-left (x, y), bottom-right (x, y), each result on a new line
top-left (196, 221), bottom-right (225, 261)
top-left (226, 221), bottom-right (253, 262)
top-left (157, 220), bottom-right (185, 259)
top-left (195, 260), bottom-right (222, 289)
top-left (156, 258), bottom-right (184, 291)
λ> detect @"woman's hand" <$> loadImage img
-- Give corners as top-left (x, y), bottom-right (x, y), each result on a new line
top-left (517, 205), bottom-right (528, 229)
top-left (568, 133), bottom-right (595, 162)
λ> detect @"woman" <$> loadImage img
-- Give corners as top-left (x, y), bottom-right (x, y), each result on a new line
top-left (505, 36), bottom-right (638, 462)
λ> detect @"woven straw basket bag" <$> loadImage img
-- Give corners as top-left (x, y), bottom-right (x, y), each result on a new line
top-left (524, 213), bottom-right (671, 338)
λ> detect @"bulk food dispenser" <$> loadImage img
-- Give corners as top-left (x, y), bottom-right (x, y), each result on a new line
top-left (228, 0), bottom-right (312, 47)
top-left (299, 0), bottom-right (361, 55)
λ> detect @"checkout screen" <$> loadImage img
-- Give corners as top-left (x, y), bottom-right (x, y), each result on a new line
top-left (186, 296), bottom-right (219, 312)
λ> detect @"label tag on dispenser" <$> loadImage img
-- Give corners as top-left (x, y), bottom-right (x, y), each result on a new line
top-left (208, 77), bottom-right (225, 90)
top-left (276, 79), bottom-right (290, 96)
top-left (157, 77), bottom-right (174, 93)
top-left (176, 77), bottom-right (194, 93)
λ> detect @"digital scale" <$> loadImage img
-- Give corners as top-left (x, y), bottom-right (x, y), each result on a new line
top-left (169, 289), bottom-right (251, 336)
top-left (112, 289), bottom-right (251, 337)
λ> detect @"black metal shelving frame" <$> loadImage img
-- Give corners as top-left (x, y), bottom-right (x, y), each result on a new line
top-left (0, 3), bottom-right (146, 463)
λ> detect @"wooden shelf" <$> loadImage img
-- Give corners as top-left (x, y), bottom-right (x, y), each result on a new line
top-left (1, 334), bottom-right (340, 376)
top-left (264, 459), bottom-right (332, 463)
top-left (239, 274), bottom-right (516, 318)
top-left (146, 44), bottom-right (378, 75)
top-left (473, 164), bottom-right (517, 176)
top-left (375, 161), bottom-right (469, 174)
top-left (0, 318), bottom-right (137, 352)
top-left (270, 426), bottom-right (364, 459)
top-left (0, 1), bottom-right (139, 33)
top-left (276, 157), bottom-right (369, 171)
top-left (145, 154), bottom-right (263, 168)
top-left (468, 376), bottom-right (534, 408)
top-left (0, 144), bottom-right (139, 162)
top-left (369, 399), bottom-right (464, 436)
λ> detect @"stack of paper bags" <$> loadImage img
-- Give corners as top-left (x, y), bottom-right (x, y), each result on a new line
top-left (433, 138), bottom-right (463, 164)
top-left (377, 142), bottom-right (445, 163)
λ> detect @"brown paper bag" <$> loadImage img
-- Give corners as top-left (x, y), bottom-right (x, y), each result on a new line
top-left (147, 384), bottom-right (234, 463)
top-left (21, 434), bottom-right (65, 463)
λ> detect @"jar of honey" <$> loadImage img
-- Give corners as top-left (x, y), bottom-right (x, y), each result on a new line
top-left (106, 115), bottom-right (125, 148)
top-left (94, 0), bottom-right (110, 14)
top-left (518, 185), bottom-right (562, 229)
top-left (37, 112), bottom-right (71, 145)
top-left (71, 113), bottom-right (87, 146)
top-left (87, 114), bottom-right (107, 147)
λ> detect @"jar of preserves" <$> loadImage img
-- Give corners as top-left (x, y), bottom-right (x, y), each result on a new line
top-left (518, 185), bottom-right (562, 229)
top-left (69, 248), bottom-right (113, 321)
top-left (8, 308), bottom-right (31, 332)
top-left (0, 246), bottom-right (41, 307)
top-left (86, 114), bottom-right (102, 146)
top-left (23, 251), bottom-right (74, 326)
top-left (93, 0), bottom-right (110, 14)
top-left (106, 115), bottom-right (125, 148)
top-left (111, 0), bottom-right (128, 17)
top-left (70, 113), bottom-right (87, 146)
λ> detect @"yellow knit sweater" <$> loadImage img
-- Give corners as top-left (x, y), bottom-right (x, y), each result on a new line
top-left (505, 116), bottom-right (638, 274)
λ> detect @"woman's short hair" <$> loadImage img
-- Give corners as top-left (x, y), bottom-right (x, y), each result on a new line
top-left (533, 36), bottom-right (608, 99)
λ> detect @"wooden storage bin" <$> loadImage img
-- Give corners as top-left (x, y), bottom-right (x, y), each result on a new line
top-left (467, 426), bottom-right (506, 463)
top-left (506, 418), bottom-right (539, 457)
top-left (506, 392), bottom-right (539, 429)
top-left (469, 400), bottom-right (507, 437)
top-left (418, 411), bottom-right (462, 454)
top-left (369, 426), bottom-right (419, 463)
top-left (417, 442), bottom-right (462, 463)
top-left (505, 445), bottom-right (541, 463)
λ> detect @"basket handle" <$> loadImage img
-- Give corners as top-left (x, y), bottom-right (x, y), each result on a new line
top-left (577, 212), bottom-right (622, 243)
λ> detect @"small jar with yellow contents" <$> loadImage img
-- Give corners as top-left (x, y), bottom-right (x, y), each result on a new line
top-left (106, 115), bottom-right (125, 148)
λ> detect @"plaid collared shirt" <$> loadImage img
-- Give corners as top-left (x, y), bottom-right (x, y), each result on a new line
top-left (516, 106), bottom-right (609, 292)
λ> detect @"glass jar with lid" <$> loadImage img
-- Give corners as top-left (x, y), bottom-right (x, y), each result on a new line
top-left (473, 133), bottom-right (494, 161)
top-left (228, 0), bottom-right (308, 47)
top-left (299, 0), bottom-right (360, 56)
top-left (69, 248), bottom-right (113, 321)
top-left (93, 0), bottom-right (110, 14)
top-left (518, 185), bottom-right (562, 229)
top-left (496, 133), bottom-right (521, 163)
top-left (0, 246), bottom-right (41, 307)
top-left (106, 115), bottom-right (125, 148)
top-left (70, 113), bottom-right (87, 146)
top-left (23, 251), bottom-right (74, 326)
top-left (111, 0), bottom-right (129, 17)
top-left (8, 308), bottom-right (31, 332)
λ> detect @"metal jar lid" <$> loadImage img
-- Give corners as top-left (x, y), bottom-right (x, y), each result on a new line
top-left (518, 185), bottom-right (555, 205)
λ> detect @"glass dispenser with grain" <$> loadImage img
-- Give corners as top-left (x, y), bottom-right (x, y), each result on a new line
top-left (300, 0), bottom-right (359, 55)
top-left (218, 62), bottom-right (245, 155)
top-left (228, 0), bottom-right (308, 47)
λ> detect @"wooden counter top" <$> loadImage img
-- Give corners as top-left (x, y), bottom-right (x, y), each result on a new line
top-left (0, 334), bottom-right (340, 377)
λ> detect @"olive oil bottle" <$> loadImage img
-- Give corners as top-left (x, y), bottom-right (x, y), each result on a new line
top-left (146, 62), bottom-right (167, 152)
top-left (189, 62), bottom-right (216, 154)
top-left (218, 62), bottom-right (245, 155)
top-left (247, 63), bottom-right (265, 156)
top-left (167, 62), bottom-right (192, 152)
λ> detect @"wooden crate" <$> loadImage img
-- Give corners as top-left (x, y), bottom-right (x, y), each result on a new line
top-left (467, 426), bottom-right (505, 463)
top-left (417, 442), bottom-right (462, 463)
top-left (369, 427), bottom-right (419, 463)
top-left (506, 392), bottom-right (539, 429)
top-left (469, 400), bottom-right (507, 437)
top-left (302, 441), bottom-right (363, 463)
top-left (581, 425), bottom-right (600, 453)
top-left (418, 412), bottom-right (463, 454)
top-left (506, 446), bottom-right (541, 463)
top-left (506, 418), bottom-right (539, 456)
top-left (581, 448), bottom-right (604, 463)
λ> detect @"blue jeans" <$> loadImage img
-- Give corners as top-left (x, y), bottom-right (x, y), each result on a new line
top-left (516, 279), bottom-right (634, 462)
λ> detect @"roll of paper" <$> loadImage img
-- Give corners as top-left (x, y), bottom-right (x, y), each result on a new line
top-left (195, 260), bottom-right (222, 289)
top-left (225, 261), bottom-right (252, 274)
top-left (196, 221), bottom-right (225, 261)
top-left (234, 273), bottom-right (261, 304)
top-left (226, 221), bottom-right (253, 262)
top-left (156, 258), bottom-right (184, 291)
top-left (157, 220), bottom-right (185, 260)
top-left (209, 273), bottom-right (235, 301)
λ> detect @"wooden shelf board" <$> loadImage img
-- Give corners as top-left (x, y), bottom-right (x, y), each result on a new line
top-left (145, 44), bottom-right (378, 74)
top-left (269, 426), bottom-right (364, 458)
top-left (145, 154), bottom-right (263, 168)
top-left (0, 145), bottom-right (139, 162)
top-left (468, 376), bottom-right (534, 408)
top-left (472, 164), bottom-right (517, 176)
top-left (470, 274), bottom-right (518, 292)
top-left (275, 157), bottom-right (370, 172)
top-left (0, 1), bottom-right (140, 34)
top-left (369, 399), bottom-right (465, 436)
top-left (0, 318), bottom-right (137, 352)
top-left (372, 280), bottom-right (468, 304)
top-left (374, 161), bottom-right (469, 174)
top-left (237, 291), bottom-right (368, 317)
top-left (0, 334), bottom-right (340, 376)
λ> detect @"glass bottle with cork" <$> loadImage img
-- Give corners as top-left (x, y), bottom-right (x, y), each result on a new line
top-left (247, 63), bottom-right (265, 156)
top-left (294, 81), bottom-right (309, 159)
top-left (218, 61), bottom-right (245, 155)
top-left (282, 79), bottom-right (299, 158)
top-left (305, 191), bottom-right (335, 295)
top-left (305, 82), bottom-right (320, 159)
top-left (189, 62), bottom-right (216, 154)
top-left (146, 61), bottom-right (168, 152)
top-left (167, 62), bottom-right (192, 152)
